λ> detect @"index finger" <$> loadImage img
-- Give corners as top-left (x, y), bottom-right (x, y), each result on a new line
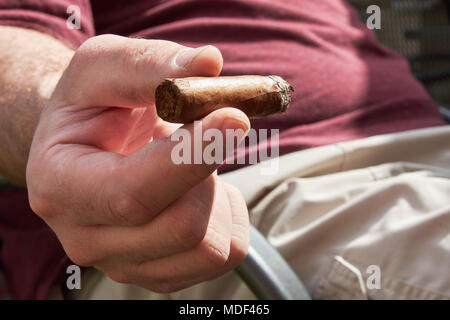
top-left (103, 107), bottom-right (250, 226)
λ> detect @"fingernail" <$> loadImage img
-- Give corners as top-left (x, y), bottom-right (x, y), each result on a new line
top-left (175, 45), bottom-right (211, 69)
top-left (221, 116), bottom-right (250, 146)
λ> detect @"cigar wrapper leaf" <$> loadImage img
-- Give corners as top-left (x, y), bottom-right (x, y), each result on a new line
top-left (155, 75), bottom-right (294, 123)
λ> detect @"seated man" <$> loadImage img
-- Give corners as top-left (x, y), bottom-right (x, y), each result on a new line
top-left (0, 0), bottom-right (448, 299)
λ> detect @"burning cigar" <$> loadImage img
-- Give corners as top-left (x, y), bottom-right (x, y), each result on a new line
top-left (155, 75), bottom-right (293, 123)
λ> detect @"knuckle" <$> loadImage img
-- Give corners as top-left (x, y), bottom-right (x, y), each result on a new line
top-left (170, 179), bottom-right (215, 249)
top-left (27, 180), bottom-right (59, 221)
top-left (65, 246), bottom-right (99, 267)
top-left (28, 193), bottom-right (53, 219)
top-left (63, 229), bottom-right (108, 267)
top-left (108, 193), bottom-right (134, 221)
top-left (125, 265), bottom-right (180, 293)
top-left (132, 39), bottom-right (178, 67)
top-left (74, 39), bottom-right (97, 63)
top-left (105, 188), bottom-right (148, 225)
top-left (77, 34), bottom-right (116, 54)
top-left (121, 46), bottom-right (156, 105)
top-left (173, 208), bottom-right (208, 249)
top-left (197, 238), bottom-right (230, 268)
top-left (148, 281), bottom-right (185, 294)
top-left (73, 35), bottom-right (119, 68)
top-left (105, 270), bottom-right (134, 285)
top-left (142, 275), bottom-right (192, 294)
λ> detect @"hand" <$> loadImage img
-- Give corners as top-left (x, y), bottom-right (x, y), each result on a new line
top-left (26, 35), bottom-right (250, 293)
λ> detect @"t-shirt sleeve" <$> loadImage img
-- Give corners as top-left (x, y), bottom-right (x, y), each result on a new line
top-left (0, 0), bottom-right (94, 48)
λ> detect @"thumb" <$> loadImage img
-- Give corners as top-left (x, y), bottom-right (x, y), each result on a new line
top-left (53, 34), bottom-right (223, 108)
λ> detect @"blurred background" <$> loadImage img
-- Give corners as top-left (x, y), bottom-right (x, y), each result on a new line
top-left (348, 0), bottom-right (450, 116)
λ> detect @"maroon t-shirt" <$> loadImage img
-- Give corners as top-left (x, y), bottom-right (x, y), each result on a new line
top-left (0, 0), bottom-right (446, 299)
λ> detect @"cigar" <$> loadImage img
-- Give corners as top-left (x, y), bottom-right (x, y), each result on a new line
top-left (155, 75), bottom-right (294, 123)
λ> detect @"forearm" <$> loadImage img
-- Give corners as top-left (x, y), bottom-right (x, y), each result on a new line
top-left (0, 26), bottom-right (74, 186)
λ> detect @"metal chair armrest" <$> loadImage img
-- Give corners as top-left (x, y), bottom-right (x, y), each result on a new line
top-left (235, 225), bottom-right (311, 300)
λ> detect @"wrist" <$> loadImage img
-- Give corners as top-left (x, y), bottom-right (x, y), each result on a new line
top-left (0, 26), bottom-right (74, 186)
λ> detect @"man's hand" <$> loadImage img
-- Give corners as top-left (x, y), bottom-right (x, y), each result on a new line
top-left (26, 35), bottom-right (250, 293)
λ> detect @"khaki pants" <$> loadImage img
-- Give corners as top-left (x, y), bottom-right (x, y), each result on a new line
top-left (65, 125), bottom-right (450, 300)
